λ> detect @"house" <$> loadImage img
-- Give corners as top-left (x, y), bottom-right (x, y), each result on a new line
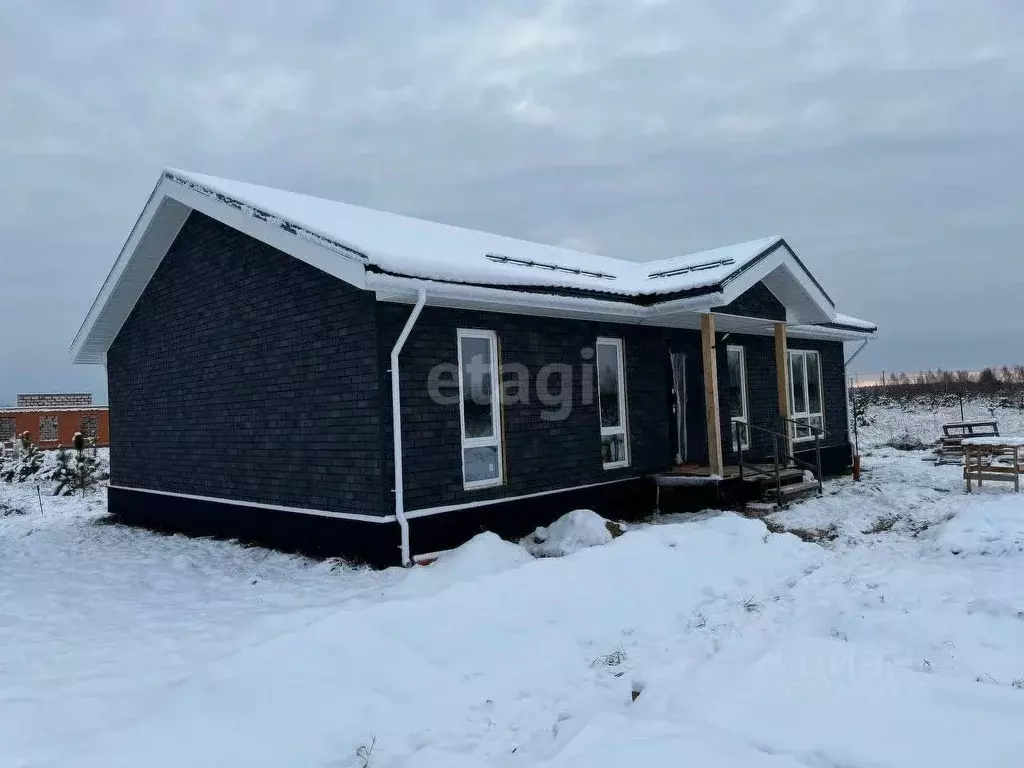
top-left (0, 393), bottom-right (109, 450)
top-left (71, 170), bottom-right (876, 566)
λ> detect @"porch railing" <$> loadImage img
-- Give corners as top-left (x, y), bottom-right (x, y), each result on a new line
top-left (734, 418), bottom-right (827, 500)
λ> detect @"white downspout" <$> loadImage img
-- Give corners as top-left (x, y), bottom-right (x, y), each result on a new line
top-left (391, 289), bottom-right (427, 567)
top-left (845, 338), bottom-right (872, 476)
top-left (844, 338), bottom-right (871, 368)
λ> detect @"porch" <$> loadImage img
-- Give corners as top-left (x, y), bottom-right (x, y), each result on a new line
top-left (655, 462), bottom-right (806, 482)
top-left (652, 456), bottom-right (819, 511)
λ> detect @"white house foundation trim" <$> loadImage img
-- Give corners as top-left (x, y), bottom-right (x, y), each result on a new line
top-left (404, 477), bottom-right (638, 518)
top-left (108, 477), bottom-right (641, 525)
top-left (107, 486), bottom-right (397, 523)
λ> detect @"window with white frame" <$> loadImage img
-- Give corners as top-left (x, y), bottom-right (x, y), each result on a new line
top-left (39, 415), bottom-right (58, 442)
top-left (597, 338), bottom-right (630, 468)
top-left (726, 345), bottom-right (750, 450)
top-left (457, 329), bottom-right (503, 489)
top-left (788, 349), bottom-right (824, 441)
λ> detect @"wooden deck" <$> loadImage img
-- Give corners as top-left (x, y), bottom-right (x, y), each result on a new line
top-left (654, 463), bottom-right (804, 486)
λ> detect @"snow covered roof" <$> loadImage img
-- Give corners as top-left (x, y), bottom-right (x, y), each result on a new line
top-left (169, 170), bottom-right (802, 299)
top-left (71, 170), bottom-right (876, 364)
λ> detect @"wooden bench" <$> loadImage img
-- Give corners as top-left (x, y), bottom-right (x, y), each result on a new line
top-left (937, 421), bottom-right (999, 465)
top-left (963, 437), bottom-right (1024, 493)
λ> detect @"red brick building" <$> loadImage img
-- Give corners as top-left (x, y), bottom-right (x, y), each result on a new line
top-left (0, 393), bottom-right (109, 448)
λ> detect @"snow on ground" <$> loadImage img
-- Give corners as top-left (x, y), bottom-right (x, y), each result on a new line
top-left (4, 424), bottom-right (1024, 766)
top-left (521, 509), bottom-right (621, 558)
top-left (856, 394), bottom-right (1024, 448)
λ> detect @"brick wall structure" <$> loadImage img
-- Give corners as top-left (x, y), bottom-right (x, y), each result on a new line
top-left (16, 393), bottom-right (93, 409)
top-left (0, 408), bottom-right (109, 448)
top-left (107, 211), bottom-right (383, 515)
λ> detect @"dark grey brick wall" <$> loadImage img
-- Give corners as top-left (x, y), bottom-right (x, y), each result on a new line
top-left (714, 282), bottom-right (786, 321)
top-left (716, 332), bottom-right (779, 461)
top-left (107, 212), bottom-right (386, 516)
top-left (376, 304), bottom-right (851, 511)
top-left (106, 214), bottom-right (851, 520)
top-left (377, 305), bottom-right (671, 512)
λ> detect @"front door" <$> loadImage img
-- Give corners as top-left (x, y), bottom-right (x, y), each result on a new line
top-left (670, 352), bottom-right (688, 463)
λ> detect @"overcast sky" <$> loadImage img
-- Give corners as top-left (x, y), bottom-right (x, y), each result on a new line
top-left (2, 1), bottom-right (1022, 404)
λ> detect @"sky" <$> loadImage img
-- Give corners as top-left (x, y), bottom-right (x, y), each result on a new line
top-left (1, 1), bottom-right (1022, 405)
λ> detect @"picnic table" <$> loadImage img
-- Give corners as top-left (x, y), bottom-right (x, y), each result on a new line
top-left (936, 420), bottom-right (999, 465)
top-left (963, 436), bottom-right (1024, 493)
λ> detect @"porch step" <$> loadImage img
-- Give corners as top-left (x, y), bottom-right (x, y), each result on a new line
top-left (743, 501), bottom-right (779, 517)
top-left (740, 467), bottom-right (805, 484)
top-left (763, 480), bottom-right (821, 504)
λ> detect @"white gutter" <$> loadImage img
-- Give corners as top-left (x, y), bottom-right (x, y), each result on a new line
top-left (367, 274), bottom-right (723, 322)
top-left (391, 288), bottom-right (427, 567)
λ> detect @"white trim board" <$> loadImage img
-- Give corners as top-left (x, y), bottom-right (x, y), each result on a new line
top-left (404, 477), bottom-right (639, 518)
top-left (109, 477), bottom-right (641, 522)
top-left (108, 486), bottom-right (393, 523)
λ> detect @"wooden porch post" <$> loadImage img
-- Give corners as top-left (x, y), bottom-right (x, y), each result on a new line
top-left (701, 313), bottom-right (724, 476)
top-left (774, 322), bottom-right (792, 457)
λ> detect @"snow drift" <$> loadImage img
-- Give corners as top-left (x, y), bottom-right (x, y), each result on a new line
top-left (522, 509), bottom-right (625, 558)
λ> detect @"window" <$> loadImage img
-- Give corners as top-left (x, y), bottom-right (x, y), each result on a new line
top-left (457, 329), bottom-right (503, 489)
top-left (597, 338), bottom-right (630, 468)
top-left (788, 349), bottom-right (824, 441)
top-left (726, 345), bottom-right (750, 450)
top-left (39, 415), bottom-right (58, 442)
top-left (0, 418), bottom-right (14, 441)
top-left (80, 415), bottom-right (99, 439)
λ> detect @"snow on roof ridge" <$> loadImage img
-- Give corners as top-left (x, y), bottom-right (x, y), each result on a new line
top-left (643, 236), bottom-right (783, 273)
top-left (830, 313), bottom-right (877, 331)
top-left (164, 169), bottom-right (789, 296)
top-left (167, 167), bottom-right (615, 262)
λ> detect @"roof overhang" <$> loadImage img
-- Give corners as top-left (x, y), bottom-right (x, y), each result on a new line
top-left (71, 175), bottom-right (371, 364)
top-left (719, 239), bottom-right (835, 325)
top-left (72, 172), bottom-right (874, 364)
top-left (370, 275), bottom-right (875, 341)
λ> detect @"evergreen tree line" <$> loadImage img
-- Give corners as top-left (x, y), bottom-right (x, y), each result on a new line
top-left (854, 365), bottom-right (1024, 403)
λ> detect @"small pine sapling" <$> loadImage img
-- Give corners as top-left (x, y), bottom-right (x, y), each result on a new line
top-left (52, 445), bottom-right (74, 496)
top-left (72, 432), bottom-right (101, 496)
top-left (14, 432), bottom-right (44, 482)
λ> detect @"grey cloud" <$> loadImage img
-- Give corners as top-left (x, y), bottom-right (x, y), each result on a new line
top-left (1, 0), bottom-right (1023, 402)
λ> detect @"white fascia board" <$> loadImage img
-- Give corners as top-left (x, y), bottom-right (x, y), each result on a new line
top-left (371, 274), bottom-right (648, 323)
top-left (369, 274), bottom-right (723, 326)
top-left (373, 275), bottom-right (870, 340)
top-left (645, 292), bottom-right (725, 315)
top-left (70, 177), bottom-right (372, 365)
top-left (717, 244), bottom-right (786, 300)
top-left (720, 243), bottom-right (836, 326)
top-left (166, 182), bottom-right (368, 291)
top-left (71, 180), bottom-right (191, 364)
top-left (788, 323), bottom-right (876, 341)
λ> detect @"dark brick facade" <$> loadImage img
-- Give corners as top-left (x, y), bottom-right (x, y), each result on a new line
top-left (714, 282), bottom-right (786, 321)
top-left (107, 212), bottom-right (385, 515)
top-left (377, 304), bottom-right (671, 512)
top-left (377, 304), bottom-right (848, 513)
